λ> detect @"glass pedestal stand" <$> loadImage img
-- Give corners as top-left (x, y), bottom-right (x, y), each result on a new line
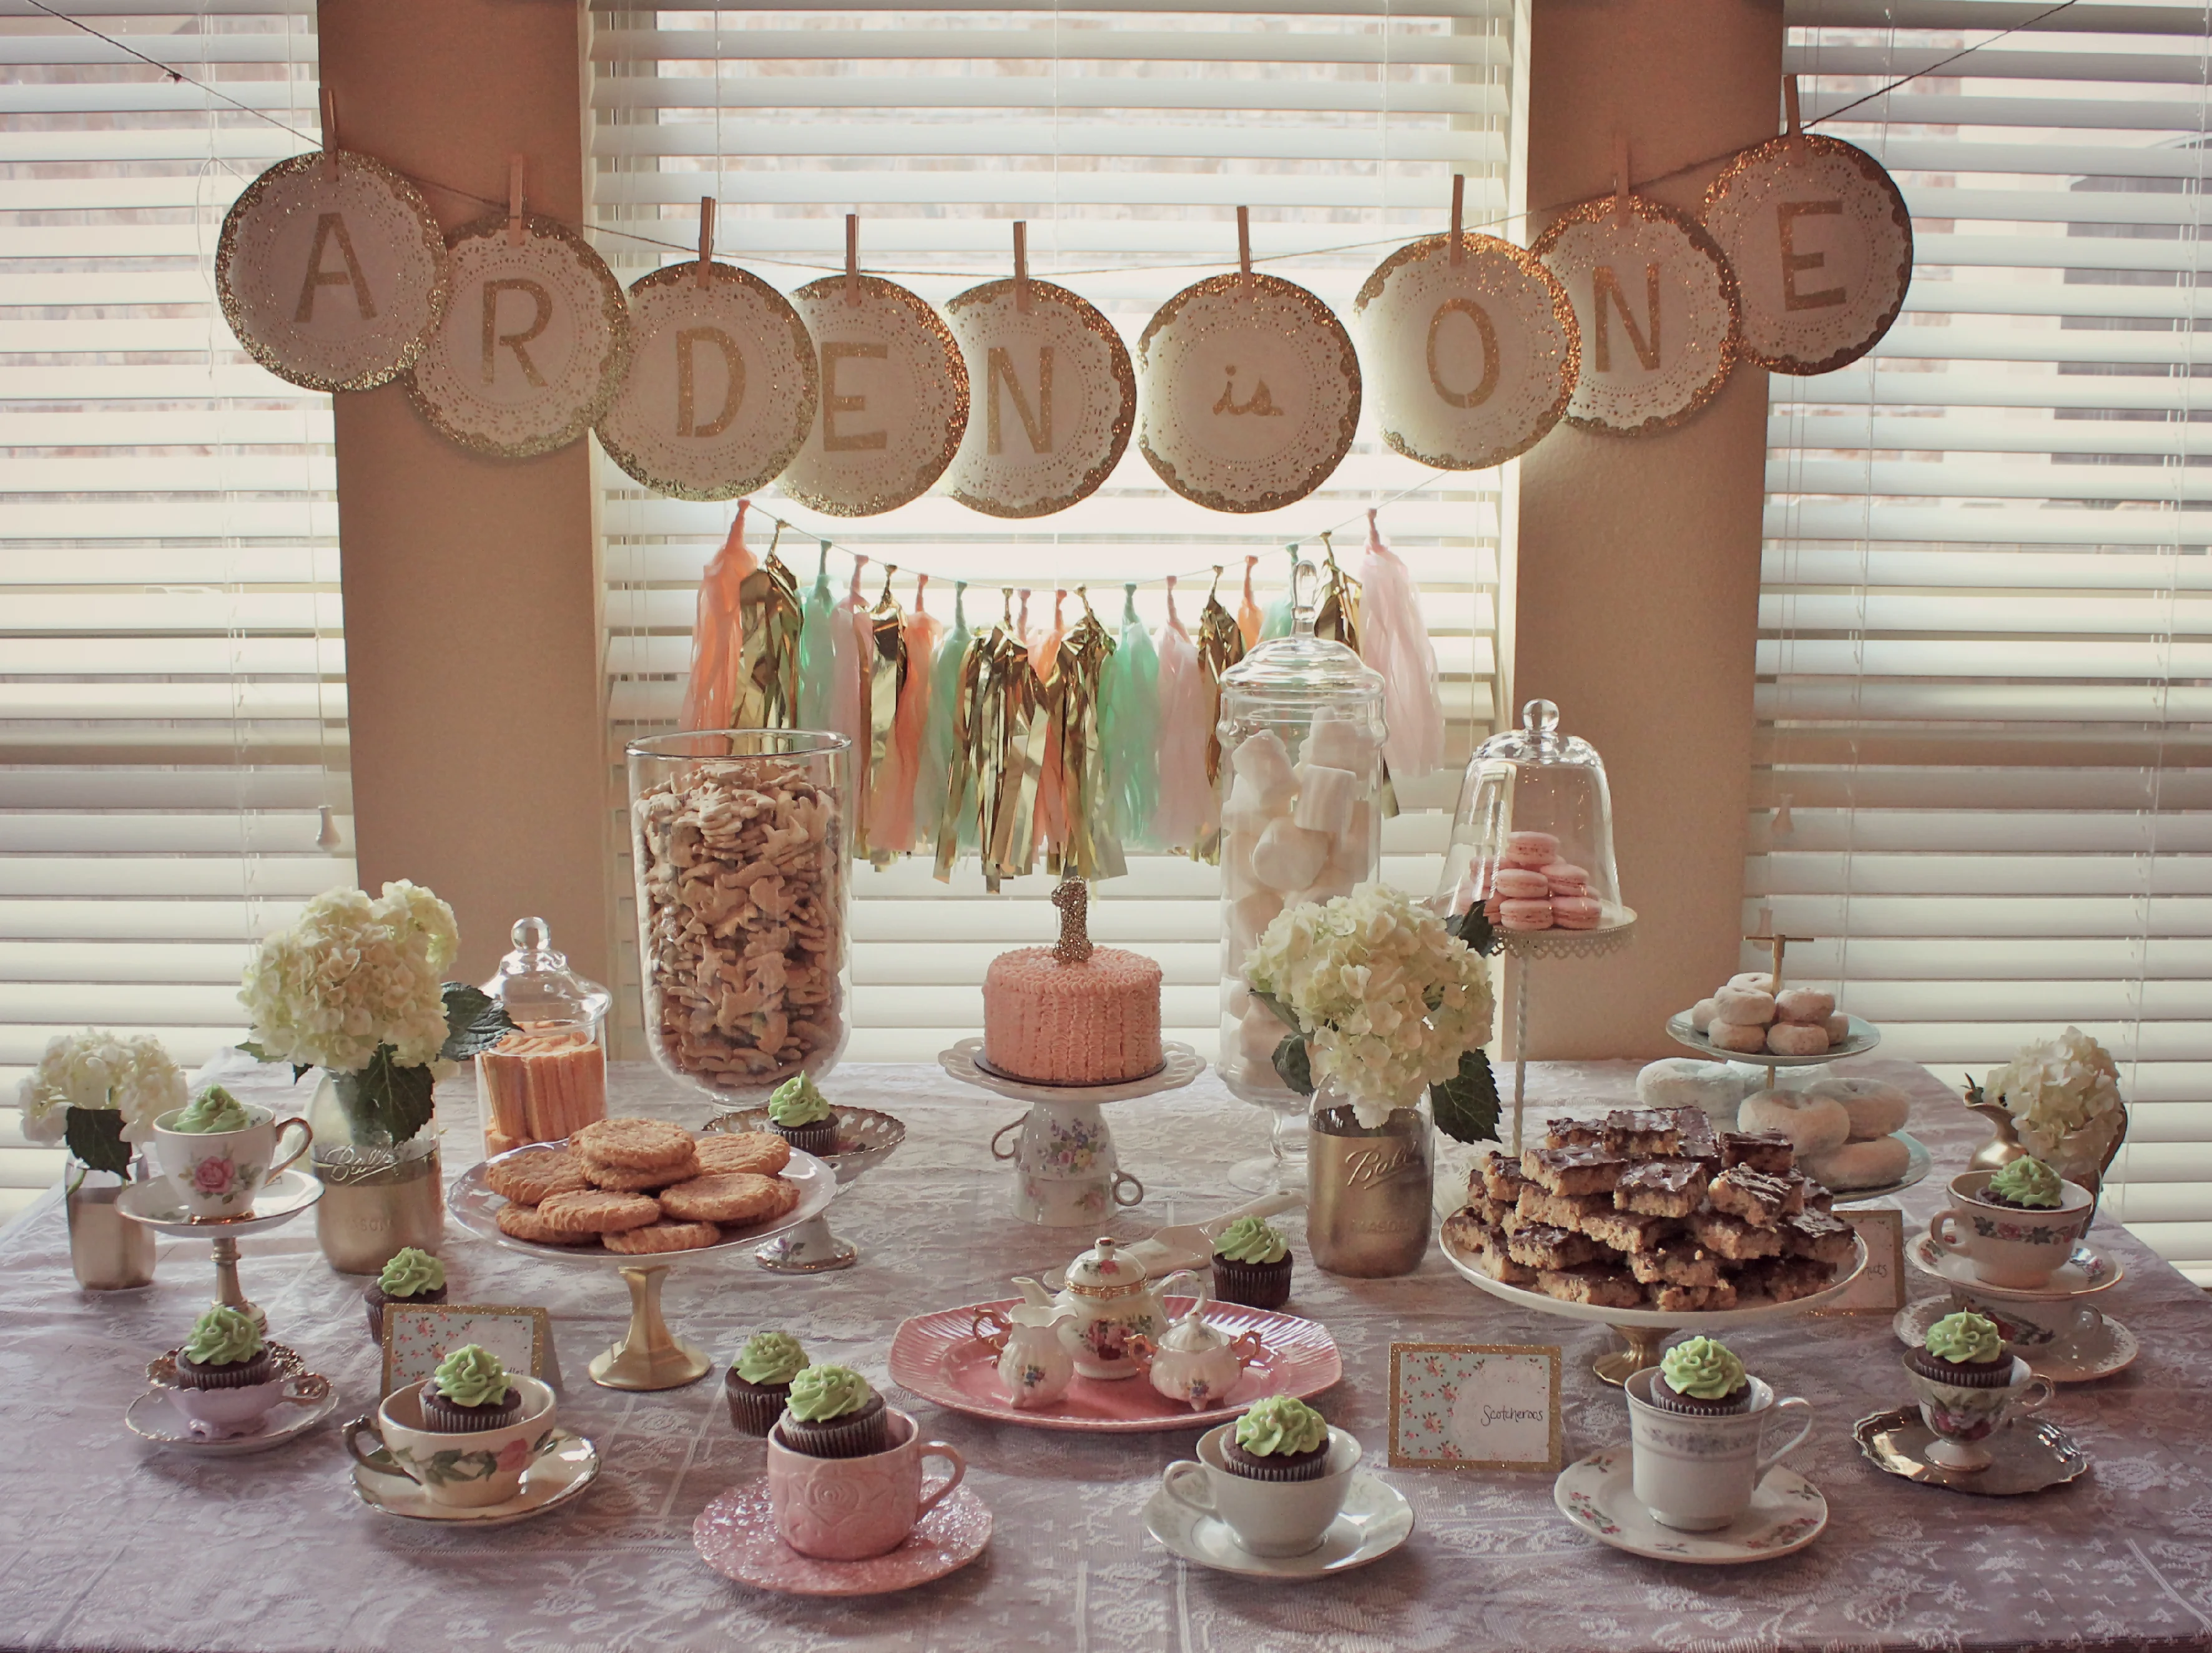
top-left (1497, 911), bottom-right (1638, 1154)
top-left (594, 1264), bottom-right (709, 1390)
top-left (1229, 1102), bottom-right (1307, 1197)
top-left (705, 1107), bottom-right (907, 1274)
top-left (116, 1169), bottom-right (325, 1333)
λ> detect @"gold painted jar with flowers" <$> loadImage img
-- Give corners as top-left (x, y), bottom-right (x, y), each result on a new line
top-left (17, 1029), bottom-right (184, 1290)
top-left (1965, 1026), bottom-right (2129, 1210)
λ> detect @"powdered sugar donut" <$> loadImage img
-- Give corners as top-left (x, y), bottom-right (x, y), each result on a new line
top-left (1502, 830), bottom-right (1559, 868)
top-left (1774, 988), bottom-right (1836, 1025)
top-left (1766, 1022), bottom-right (1831, 1057)
top-left (1708, 1020), bottom-right (1769, 1054)
top-left (1825, 1013), bottom-right (1851, 1042)
top-left (1637, 1058), bottom-right (1758, 1119)
top-left (1490, 867), bottom-right (1550, 900)
top-left (1728, 972), bottom-right (1778, 994)
top-left (1712, 985), bottom-right (1776, 1028)
top-left (1551, 896), bottom-right (1603, 930)
top-left (1802, 1077), bottom-right (1911, 1140)
top-left (1689, 998), bottom-right (1721, 1032)
top-left (1737, 1088), bottom-right (1851, 1157)
top-left (1804, 1135), bottom-right (1911, 1191)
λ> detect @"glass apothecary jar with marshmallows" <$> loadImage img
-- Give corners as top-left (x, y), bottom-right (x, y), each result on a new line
top-left (1215, 581), bottom-right (1387, 1188)
top-left (475, 916), bottom-right (613, 1157)
top-left (1435, 698), bottom-right (1631, 937)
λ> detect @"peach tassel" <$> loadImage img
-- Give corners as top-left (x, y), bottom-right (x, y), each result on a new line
top-left (831, 554), bottom-right (871, 797)
top-left (1237, 554), bottom-right (1264, 651)
top-left (1152, 576), bottom-right (1211, 853)
top-left (882, 574), bottom-right (941, 853)
top-left (679, 499), bottom-right (756, 732)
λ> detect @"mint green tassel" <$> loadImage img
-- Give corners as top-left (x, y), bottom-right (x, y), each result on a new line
top-left (920, 581), bottom-right (975, 851)
top-left (1101, 583), bottom-right (1161, 851)
top-left (1260, 543), bottom-right (1298, 640)
top-left (798, 540), bottom-right (838, 732)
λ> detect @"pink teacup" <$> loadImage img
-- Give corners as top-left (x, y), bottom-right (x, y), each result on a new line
top-left (766, 1405), bottom-right (964, 1561)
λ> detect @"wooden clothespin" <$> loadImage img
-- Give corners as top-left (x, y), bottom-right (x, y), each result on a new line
top-left (1611, 134), bottom-right (1631, 228)
top-left (696, 196), bottom-right (715, 288)
top-left (1744, 907), bottom-right (1811, 993)
top-left (1448, 173), bottom-right (1465, 265)
top-left (1012, 220), bottom-right (1030, 314)
top-left (1784, 74), bottom-right (1804, 145)
top-left (845, 212), bottom-right (862, 308)
top-left (507, 154), bottom-right (527, 247)
top-left (318, 87), bottom-right (338, 179)
top-left (1236, 205), bottom-right (1254, 295)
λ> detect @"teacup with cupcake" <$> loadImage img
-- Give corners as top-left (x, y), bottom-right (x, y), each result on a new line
top-left (1902, 1310), bottom-right (2054, 1471)
top-left (1161, 1397), bottom-right (1359, 1557)
top-left (1929, 1157), bottom-right (2094, 1290)
top-left (765, 1366), bottom-right (966, 1560)
top-left (344, 1344), bottom-right (559, 1508)
top-left (1623, 1337), bottom-right (1814, 1531)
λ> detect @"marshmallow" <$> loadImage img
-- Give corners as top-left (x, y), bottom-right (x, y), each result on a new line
top-left (1291, 763), bottom-right (1359, 836)
top-left (1804, 1136), bottom-right (1912, 1190)
top-left (1222, 775), bottom-right (1285, 837)
top-left (1220, 830), bottom-right (1261, 897)
top-left (1689, 998), bottom-right (1721, 1033)
top-left (1738, 1088), bottom-right (1851, 1157)
top-left (1335, 800), bottom-right (1378, 875)
top-left (1237, 1003), bottom-right (1291, 1064)
top-left (1222, 979), bottom-right (1252, 1021)
top-left (1766, 1021), bottom-right (1831, 1057)
top-left (1249, 818), bottom-right (1330, 893)
top-left (1498, 898), bottom-right (1554, 931)
top-left (1712, 985), bottom-right (1777, 1028)
top-left (1824, 1013), bottom-right (1851, 1042)
top-left (1231, 889), bottom-right (1284, 953)
top-left (1490, 868), bottom-right (1549, 900)
top-left (1302, 713), bottom-right (1373, 773)
top-left (1230, 730), bottom-right (1299, 812)
top-left (1708, 1021), bottom-right (1770, 1054)
top-left (1551, 896), bottom-right (1603, 929)
top-left (1774, 988), bottom-right (1836, 1025)
top-left (1502, 830), bottom-right (1560, 868)
top-left (1637, 1058), bottom-right (1759, 1119)
top-left (1802, 1077), bottom-right (1912, 1140)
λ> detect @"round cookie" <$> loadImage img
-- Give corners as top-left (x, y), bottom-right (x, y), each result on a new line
top-left (1766, 1022), bottom-right (1831, 1057)
top-left (486, 1147), bottom-right (590, 1205)
top-left (602, 1219), bottom-right (722, 1255)
top-left (1490, 867), bottom-right (1549, 900)
top-left (1708, 1020), bottom-right (1770, 1054)
top-left (1803, 1077), bottom-right (1912, 1140)
top-left (534, 1187), bottom-right (663, 1237)
top-left (1497, 898), bottom-right (1555, 931)
top-left (494, 1201), bottom-right (599, 1246)
top-left (1738, 1088), bottom-right (1851, 1157)
top-left (582, 1144), bottom-right (700, 1191)
top-left (1804, 1135), bottom-right (1912, 1190)
top-left (1551, 896), bottom-right (1603, 930)
top-left (571, 1117), bottom-right (696, 1172)
top-left (657, 1172), bottom-right (792, 1227)
top-left (1636, 1058), bottom-right (1757, 1119)
top-left (1712, 985), bottom-right (1776, 1028)
top-left (1774, 988), bottom-right (1836, 1026)
top-left (696, 1132), bottom-right (794, 1177)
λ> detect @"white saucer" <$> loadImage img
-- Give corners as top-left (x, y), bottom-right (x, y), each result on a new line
top-left (1141, 1471), bottom-right (1413, 1578)
top-left (1552, 1451), bottom-right (1827, 1564)
top-left (116, 1168), bottom-right (323, 1237)
top-left (349, 1429), bottom-right (599, 1526)
top-left (125, 1384), bottom-right (339, 1454)
top-left (1892, 1297), bottom-right (2140, 1384)
top-left (1905, 1232), bottom-right (2125, 1301)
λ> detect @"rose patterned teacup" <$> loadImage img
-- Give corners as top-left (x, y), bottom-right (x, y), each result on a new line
top-left (767, 1406), bottom-right (965, 1560)
top-left (343, 1376), bottom-right (558, 1508)
top-left (1929, 1170), bottom-right (2094, 1290)
top-left (1900, 1353), bottom-right (2053, 1472)
top-left (152, 1104), bottom-right (312, 1220)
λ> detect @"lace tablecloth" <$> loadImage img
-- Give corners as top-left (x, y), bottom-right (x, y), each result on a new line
top-left (4, 1057), bottom-right (2209, 1653)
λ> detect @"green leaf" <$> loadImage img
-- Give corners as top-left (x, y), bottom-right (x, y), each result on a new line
top-left (331, 1046), bottom-right (437, 1147)
top-left (236, 1041), bottom-right (269, 1062)
top-left (439, 983), bottom-right (516, 1061)
top-left (62, 1107), bottom-right (132, 1176)
top-left (1449, 905), bottom-right (1500, 958)
top-left (1252, 989), bottom-right (1301, 1033)
top-left (1431, 1047), bottom-right (1503, 1145)
top-left (1964, 1075), bottom-right (1985, 1106)
top-left (1271, 1033), bottom-right (1314, 1097)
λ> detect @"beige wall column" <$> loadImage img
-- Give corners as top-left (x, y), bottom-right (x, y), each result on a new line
top-left (1511, 0), bottom-right (1782, 1057)
top-left (317, 0), bottom-right (611, 986)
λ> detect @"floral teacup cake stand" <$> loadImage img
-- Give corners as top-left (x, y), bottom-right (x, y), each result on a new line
top-left (116, 1168), bottom-right (323, 1332)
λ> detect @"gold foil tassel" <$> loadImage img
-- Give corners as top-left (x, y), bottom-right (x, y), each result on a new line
top-left (731, 518), bottom-right (802, 730)
top-left (861, 565), bottom-right (909, 864)
top-left (1314, 531), bottom-right (1364, 650)
top-left (932, 620), bottom-right (991, 884)
top-left (988, 595), bottom-right (1051, 886)
top-left (1191, 566), bottom-right (1246, 865)
top-left (1052, 589), bottom-right (1124, 881)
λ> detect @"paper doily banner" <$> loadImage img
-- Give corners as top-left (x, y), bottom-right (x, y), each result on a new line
top-left (1354, 232), bottom-right (1579, 471)
top-left (1533, 197), bottom-right (1739, 436)
top-left (782, 276), bottom-right (970, 517)
top-left (215, 150), bottom-right (448, 393)
top-left (597, 263), bottom-right (819, 500)
top-left (405, 214), bottom-right (631, 459)
top-left (1138, 273), bottom-right (1361, 513)
top-left (1703, 132), bottom-right (1913, 376)
top-left (942, 278), bottom-right (1135, 518)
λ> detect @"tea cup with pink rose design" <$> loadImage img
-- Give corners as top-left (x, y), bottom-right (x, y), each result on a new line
top-left (152, 1086), bottom-right (312, 1220)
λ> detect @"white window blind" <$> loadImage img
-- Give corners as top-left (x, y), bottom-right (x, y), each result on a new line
top-left (589, 1), bottom-right (1513, 1061)
top-left (1761, 3), bottom-right (2211, 1278)
top-left (0, 3), bottom-right (348, 1214)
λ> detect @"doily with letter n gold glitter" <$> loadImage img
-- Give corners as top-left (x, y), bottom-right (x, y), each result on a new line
top-left (1533, 196), bottom-right (1739, 437)
top-left (943, 278), bottom-right (1134, 519)
top-left (1138, 272), bottom-right (1361, 514)
top-left (1355, 232), bottom-right (1579, 471)
top-left (597, 262), bottom-right (818, 501)
top-left (215, 149), bottom-right (448, 393)
top-left (405, 213), bottom-right (631, 459)
top-left (782, 275), bottom-right (970, 517)
top-left (1703, 131), bottom-right (1912, 376)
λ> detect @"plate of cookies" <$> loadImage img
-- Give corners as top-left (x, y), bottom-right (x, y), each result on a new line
top-left (451, 1118), bottom-right (835, 1263)
top-left (1438, 1106), bottom-right (1867, 1329)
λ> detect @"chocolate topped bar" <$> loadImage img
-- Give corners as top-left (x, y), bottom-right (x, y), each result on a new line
top-left (1581, 1207), bottom-right (1678, 1254)
top-left (1718, 1129), bottom-right (1794, 1175)
top-left (1479, 1149), bottom-right (1533, 1205)
top-left (1505, 1221), bottom-right (1603, 1271)
top-left (1543, 1117), bottom-right (1604, 1149)
top-left (1516, 1185), bottom-right (1613, 1231)
top-left (1535, 1262), bottom-right (1644, 1309)
top-left (1627, 1240), bottom-right (1725, 1288)
top-left (1706, 1165), bottom-right (1806, 1228)
top-left (1601, 1108), bottom-right (1681, 1156)
top-left (1520, 1144), bottom-right (1627, 1196)
top-left (1663, 1107), bottom-right (1720, 1165)
top-left (1613, 1159), bottom-right (1708, 1218)
top-left (1688, 1209), bottom-right (1787, 1260)
top-left (1780, 1207), bottom-right (1857, 1267)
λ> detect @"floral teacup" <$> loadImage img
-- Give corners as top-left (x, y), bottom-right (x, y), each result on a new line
top-left (1902, 1353), bottom-right (2053, 1472)
top-left (152, 1104), bottom-right (312, 1220)
top-left (344, 1376), bottom-right (559, 1508)
top-left (1929, 1170), bottom-right (2094, 1290)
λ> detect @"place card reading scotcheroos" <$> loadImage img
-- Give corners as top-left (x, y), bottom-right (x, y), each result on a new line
top-left (1814, 1209), bottom-right (1907, 1316)
top-left (1389, 1342), bottom-right (1562, 1471)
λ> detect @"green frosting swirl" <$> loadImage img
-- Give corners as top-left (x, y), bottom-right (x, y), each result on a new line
top-left (768, 1073), bottom-right (833, 1127)
top-left (785, 1364), bottom-right (872, 1422)
top-left (1987, 1157), bottom-right (2063, 1210)
top-left (1659, 1336), bottom-right (1747, 1401)
top-left (377, 1247), bottom-right (445, 1299)
top-left (1234, 1395), bottom-right (1329, 1458)
top-left (1214, 1215), bottom-right (1289, 1266)
top-left (1926, 1311), bottom-right (2003, 1365)
top-left (182, 1304), bottom-right (263, 1367)
top-left (735, 1331), bottom-right (807, 1386)
top-left (171, 1086), bottom-right (250, 1134)
top-left (433, 1344), bottom-right (516, 1410)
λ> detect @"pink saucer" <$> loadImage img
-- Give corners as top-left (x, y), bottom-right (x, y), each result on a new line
top-left (694, 1481), bottom-right (991, 1596)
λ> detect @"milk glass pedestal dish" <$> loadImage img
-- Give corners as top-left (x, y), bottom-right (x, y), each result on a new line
top-left (708, 1106), bottom-right (905, 1273)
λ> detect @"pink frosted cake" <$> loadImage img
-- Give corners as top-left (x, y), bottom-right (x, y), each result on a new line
top-left (981, 880), bottom-right (1163, 1084)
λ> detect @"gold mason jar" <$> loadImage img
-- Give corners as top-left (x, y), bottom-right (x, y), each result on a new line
top-left (1307, 1086), bottom-right (1432, 1278)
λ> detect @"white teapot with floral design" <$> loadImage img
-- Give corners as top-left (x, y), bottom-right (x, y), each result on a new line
top-left (1013, 1237), bottom-right (1201, 1381)
top-left (1131, 1286), bottom-right (1265, 1411)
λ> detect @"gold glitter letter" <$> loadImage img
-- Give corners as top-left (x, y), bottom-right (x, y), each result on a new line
top-left (820, 340), bottom-right (889, 452)
top-left (1424, 296), bottom-right (1500, 410)
top-left (1778, 200), bottom-right (1847, 311)
top-left (293, 212), bottom-right (376, 323)
top-left (1592, 263), bottom-right (1661, 373)
top-left (676, 325), bottom-right (744, 438)
top-left (985, 345), bottom-right (1054, 454)
top-left (481, 278), bottom-right (552, 387)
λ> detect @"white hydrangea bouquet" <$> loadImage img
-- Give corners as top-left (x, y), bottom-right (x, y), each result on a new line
top-left (240, 881), bottom-right (511, 1147)
top-left (1243, 883), bottom-right (1500, 1140)
top-left (16, 1029), bottom-right (185, 1182)
top-left (1966, 1026), bottom-right (2128, 1186)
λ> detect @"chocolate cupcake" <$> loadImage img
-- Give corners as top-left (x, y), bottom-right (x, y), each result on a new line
top-left (1211, 1215), bottom-right (1293, 1310)
top-left (363, 1246), bottom-right (448, 1343)
top-left (174, 1305), bottom-right (275, 1390)
top-left (1978, 1156), bottom-right (2065, 1213)
top-left (726, 1330), bottom-right (807, 1436)
top-left (1648, 1336), bottom-right (1753, 1415)
top-left (420, 1344), bottom-right (523, 1431)
top-left (1221, 1396), bottom-right (1332, 1483)
top-left (765, 1073), bottom-right (838, 1157)
top-left (1906, 1310), bottom-right (2014, 1388)
top-left (772, 1365), bottom-right (888, 1458)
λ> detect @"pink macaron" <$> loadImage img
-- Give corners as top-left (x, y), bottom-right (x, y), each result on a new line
top-left (1490, 867), bottom-right (1550, 900)
top-left (1501, 830), bottom-right (1560, 869)
top-left (1541, 861), bottom-right (1590, 894)
top-left (1550, 895), bottom-right (1603, 930)
top-left (1498, 898), bottom-right (1555, 931)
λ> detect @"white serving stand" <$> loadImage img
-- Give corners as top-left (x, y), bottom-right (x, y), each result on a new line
top-left (1498, 910), bottom-right (1638, 1154)
top-left (705, 1106), bottom-right (906, 1274)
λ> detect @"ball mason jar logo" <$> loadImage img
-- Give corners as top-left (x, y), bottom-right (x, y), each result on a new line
top-left (1343, 1145), bottom-right (1426, 1193)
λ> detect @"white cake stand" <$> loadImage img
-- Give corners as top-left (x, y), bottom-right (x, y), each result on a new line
top-left (1497, 910), bottom-right (1638, 1154)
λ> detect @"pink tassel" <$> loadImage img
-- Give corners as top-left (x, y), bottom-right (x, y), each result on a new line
top-left (1358, 509), bottom-right (1444, 782)
top-left (1152, 577), bottom-right (1212, 853)
top-left (881, 575), bottom-right (941, 854)
top-left (830, 554), bottom-right (870, 783)
top-left (1237, 554), bottom-right (1264, 652)
top-left (679, 499), bottom-right (755, 732)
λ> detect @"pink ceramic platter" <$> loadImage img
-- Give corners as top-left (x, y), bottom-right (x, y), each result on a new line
top-left (694, 1481), bottom-right (991, 1597)
top-left (888, 1297), bottom-right (1342, 1433)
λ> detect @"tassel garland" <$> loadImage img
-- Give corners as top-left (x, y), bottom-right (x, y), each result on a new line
top-left (1049, 590), bottom-right (1123, 881)
top-left (1099, 584), bottom-right (1161, 855)
top-left (1357, 509), bottom-right (1445, 783)
top-left (1151, 577), bottom-right (1213, 857)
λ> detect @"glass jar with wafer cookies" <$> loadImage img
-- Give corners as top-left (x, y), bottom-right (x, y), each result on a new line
top-left (475, 917), bottom-right (614, 1156)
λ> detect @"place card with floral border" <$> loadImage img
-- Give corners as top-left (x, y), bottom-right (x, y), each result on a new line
top-left (1814, 1208), bottom-right (1907, 1316)
top-left (381, 1303), bottom-right (558, 1398)
top-left (1389, 1342), bottom-right (1561, 1472)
